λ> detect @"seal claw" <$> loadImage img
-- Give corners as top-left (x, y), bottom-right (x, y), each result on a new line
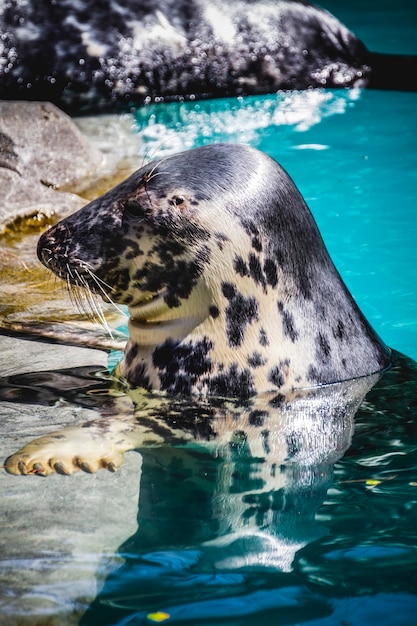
top-left (53, 461), bottom-right (71, 475)
top-left (17, 459), bottom-right (28, 475)
top-left (32, 462), bottom-right (48, 475)
top-left (78, 461), bottom-right (94, 474)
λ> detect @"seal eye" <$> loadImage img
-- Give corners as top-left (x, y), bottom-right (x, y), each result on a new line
top-left (173, 196), bottom-right (185, 207)
top-left (124, 201), bottom-right (145, 221)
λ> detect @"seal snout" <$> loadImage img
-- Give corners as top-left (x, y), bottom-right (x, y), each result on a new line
top-left (37, 225), bottom-right (74, 280)
top-left (37, 228), bottom-right (62, 272)
top-left (37, 229), bottom-right (54, 265)
top-left (37, 231), bottom-right (52, 266)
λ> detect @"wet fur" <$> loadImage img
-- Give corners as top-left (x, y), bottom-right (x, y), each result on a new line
top-left (37, 143), bottom-right (390, 398)
top-left (5, 143), bottom-right (392, 477)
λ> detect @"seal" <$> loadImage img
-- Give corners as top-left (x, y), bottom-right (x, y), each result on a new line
top-left (0, 0), bottom-right (416, 113)
top-left (36, 143), bottom-right (391, 399)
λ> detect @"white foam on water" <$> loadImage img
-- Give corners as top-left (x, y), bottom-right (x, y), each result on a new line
top-left (134, 89), bottom-right (362, 157)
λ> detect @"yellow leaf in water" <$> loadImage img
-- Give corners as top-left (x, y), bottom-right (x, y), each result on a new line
top-left (147, 612), bottom-right (170, 622)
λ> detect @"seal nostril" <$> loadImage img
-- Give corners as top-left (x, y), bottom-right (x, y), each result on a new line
top-left (37, 231), bottom-right (56, 266)
top-left (37, 234), bottom-right (48, 264)
top-left (41, 247), bottom-right (53, 265)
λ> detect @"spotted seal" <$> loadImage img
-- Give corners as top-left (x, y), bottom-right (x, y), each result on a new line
top-left (3, 142), bottom-right (394, 476)
top-left (0, 0), bottom-right (416, 113)
top-left (36, 143), bottom-right (391, 399)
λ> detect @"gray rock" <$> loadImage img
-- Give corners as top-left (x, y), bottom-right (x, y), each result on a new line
top-left (0, 101), bottom-right (103, 233)
top-left (0, 333), bottom-right (109, 376)
top-left (0, 335), bottom-right (141, 625)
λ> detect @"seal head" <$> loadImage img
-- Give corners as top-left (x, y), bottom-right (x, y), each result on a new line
top-left (37, 143), bottom-right (391, 397)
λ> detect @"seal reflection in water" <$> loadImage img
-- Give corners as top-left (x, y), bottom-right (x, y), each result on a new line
top-left (5, 144), bottom-right (391, 478)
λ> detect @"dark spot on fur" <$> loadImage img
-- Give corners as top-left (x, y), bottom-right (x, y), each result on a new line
top-left (207, 364), bottom-right (255, 399)
top-left (164, 292), bottom-right (182, 308)
top-left (151, 238), bottom-right (187, 259)
top-left (316, 332), bottom-right (332, 363)
top-left (248, 253), bottom-right (266, 288)
top-left (125, 362), bottom-right (151, 390)
top-left (247, 352), bottom-right (266, 368)
top-left (222, 281), bottom-right (237, 300)
top-left (264, 258), bottom-right (278, 287)
top-left (124, 238), bottom-right (144, 260)
top-left (242, 219), bottom-right (259, 237)
top-left (134, 255), bottom-right (205, 309)
top-left (110, 267), bottom-right (131, 301)
top-left (233, 255), bottom-right (249, 277)
top-left (315, 303), bottom-right (327, 321)
top-left (277, 302), bottom-right (299, 342)
top-left (268, 359), bottom-right (290, 389)
top-left (259, 328), bottom-right (269, 346)
top-left (251, 237), bottom-right (262, 252)
top-left (298, 274), bottom-right (313, 300)
top-left (209, 305), bottom-right (220, 318)
top-left (248, 410), bottom-right (268, 426)
top-left (269, 393), bottom-right (286, 408)
top-left (124, 343), bottom-right (139, 367)
top-left (333, 319), bottom-right (347, 341)
top-left (268, 366), bottom-right (285, 389)
top-left (152, 337), bottom-right (213, 395)
top-left (307, 364), bottom-right (325, 384)
top-left (224, 289), bottom-right (259, 347)
top-left (215, 232), bottom-right (230, 251)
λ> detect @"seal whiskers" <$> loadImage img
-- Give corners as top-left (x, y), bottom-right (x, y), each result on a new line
top-left (37, 143), bottom-right (391, 397)
top-left (82, 264), bottom-right (127, 317)
top-left (62, 261), bottom-right (121, 339)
